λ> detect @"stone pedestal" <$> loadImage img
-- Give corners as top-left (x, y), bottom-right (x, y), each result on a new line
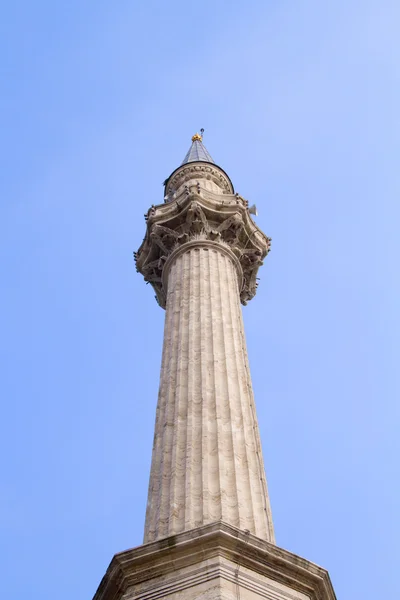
top-left (93, 523), bottom-right (336, 600)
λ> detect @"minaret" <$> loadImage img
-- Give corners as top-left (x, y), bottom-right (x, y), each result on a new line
top-left (93, 135), bottom-right (336, 600)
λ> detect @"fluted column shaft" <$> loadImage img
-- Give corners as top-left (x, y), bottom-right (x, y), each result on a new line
top-left (144, 242), bottom-right (275, 544)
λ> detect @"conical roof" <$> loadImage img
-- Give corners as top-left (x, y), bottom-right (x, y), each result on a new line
top-left (163, 133), bottom-right (234, 195)
top-left (181, 133), bottom-right (214, 165)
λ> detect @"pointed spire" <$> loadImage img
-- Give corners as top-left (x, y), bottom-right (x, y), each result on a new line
top-left (181, 132), bottom-right (215, 165)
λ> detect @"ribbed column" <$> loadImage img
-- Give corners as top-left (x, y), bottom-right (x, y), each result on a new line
top-left (143, 242), bottom-right (275, 544)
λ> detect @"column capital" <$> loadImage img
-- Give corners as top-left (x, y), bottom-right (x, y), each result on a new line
top-left (135, 186), bottom-right (271, 308)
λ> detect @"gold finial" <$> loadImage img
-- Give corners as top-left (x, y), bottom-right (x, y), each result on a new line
top-left (192, 132), bottom-right (202, 142)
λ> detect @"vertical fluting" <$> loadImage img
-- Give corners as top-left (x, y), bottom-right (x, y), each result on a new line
top-left (214, 250), bottom-right (239, 527)
top-left (205, 248), bottom-right (221, 524)
top-left (143, 243), bottom-right (275, 544)
top-left (168, 252), bottom-right (188, 532)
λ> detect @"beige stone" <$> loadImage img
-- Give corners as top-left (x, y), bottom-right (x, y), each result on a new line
top-left (134, 160), bottom-right (274, 544)
top-left (93, 522), bottom-right (336, 600)
top-left (91, 143), bottom-right (337, 600)
top-left (144, 241), bottom-right (274, 542)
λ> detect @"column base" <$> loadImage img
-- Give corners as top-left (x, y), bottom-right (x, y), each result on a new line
top-left (93, 522), bottom-right (336, 600)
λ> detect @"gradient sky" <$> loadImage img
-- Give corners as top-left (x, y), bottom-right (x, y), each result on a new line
top-left (1, 2), bottom-right (399, 599)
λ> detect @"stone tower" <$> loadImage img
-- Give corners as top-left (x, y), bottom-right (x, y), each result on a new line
top-left (93, 135), bottom-right (336, 600)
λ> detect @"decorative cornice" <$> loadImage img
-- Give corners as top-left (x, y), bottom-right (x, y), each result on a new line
top-left (165, 162), bottom-right (234, 197)
top-left (135, 188), bottom-right (271, 308)
top-left (93, 522), bottom-right (336, 600)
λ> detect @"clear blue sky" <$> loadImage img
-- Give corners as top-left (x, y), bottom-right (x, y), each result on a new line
top-left (1, 2), bottom-right (399, 599)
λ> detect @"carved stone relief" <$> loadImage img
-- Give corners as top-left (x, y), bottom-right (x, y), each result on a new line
top-left (135, 191), bottom-right (271, 308)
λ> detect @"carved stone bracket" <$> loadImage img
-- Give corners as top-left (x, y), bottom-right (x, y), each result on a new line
top-left (135, 191), bottom-right (271, 308)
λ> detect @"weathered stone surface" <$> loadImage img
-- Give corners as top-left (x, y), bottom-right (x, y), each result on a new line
top-left (93, 523), bottom-right (336, 600)
top-left (134, 160), bottom-right (274, 543)
top-left (143, 241), bottom-right (274, 543)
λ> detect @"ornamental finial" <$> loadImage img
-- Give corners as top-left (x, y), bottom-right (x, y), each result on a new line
top-left (192, 132), bottom-right (202, 142)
